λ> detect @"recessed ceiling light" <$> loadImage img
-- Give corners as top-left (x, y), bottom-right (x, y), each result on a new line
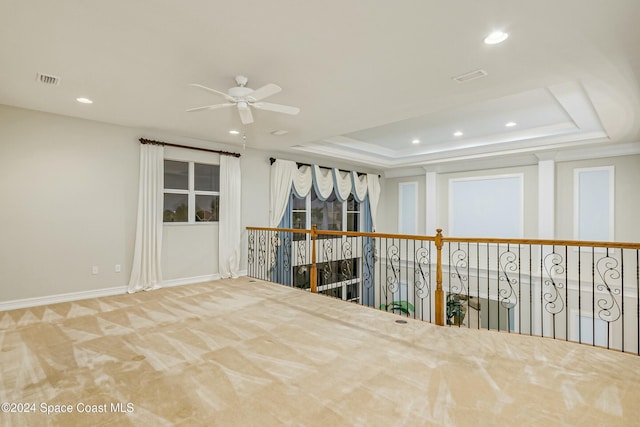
top-left (411, 138), bottom-right (420, 144)
top-left (453, 131), bottom-right (464, 137)
top-left (484, 31), bottom-right (509, 45)
top-left (505, 121), bottom-right (517, 127)
top-left (229, 130), bottom-right (240, 135)
top-left (76, 97), bottom-right (93, 104)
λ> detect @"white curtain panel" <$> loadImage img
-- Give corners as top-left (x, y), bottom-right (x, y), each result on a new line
top-left (270, 160), bottom-right (297, 227)
top-left (128, 144), bottom-right (164, 293)
top-left (292, 165), bottom-right (312, 197)
top-left (351, 171), bottom-right (368, 202)
top-left (312, 165), bottom-right (334, 200)
top-left (219, 155), bottom-right (242, 278)
top-left (367, 173), bottom-right (381, 231)
top-left (332, 169), bottom-right (352, 202)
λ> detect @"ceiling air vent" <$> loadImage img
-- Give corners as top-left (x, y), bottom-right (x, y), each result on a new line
top-left (36, 73), bottom-right (60, 86)
top-left (452, 69), bottom-right (487, 83)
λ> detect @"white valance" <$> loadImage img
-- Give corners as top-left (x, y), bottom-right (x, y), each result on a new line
top-left (270, 159), bottom-right (380, 227)
top-left (351, 171), bottom-right (368, 202)
top-left (333, 169), bottom-right (352, 202)
top-left (292, 165), bottom-right (312, 197)
top-left (312, 165), bottom-right (334, 200)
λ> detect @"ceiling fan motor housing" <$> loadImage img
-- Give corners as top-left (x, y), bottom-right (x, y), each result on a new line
top-left (229, 86), bottom-right (253, 98)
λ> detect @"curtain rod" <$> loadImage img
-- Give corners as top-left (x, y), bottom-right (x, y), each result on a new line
top-left (269, 157), bottom-right (379, 177)
top-left (140, 138), bottom-right (241, 157)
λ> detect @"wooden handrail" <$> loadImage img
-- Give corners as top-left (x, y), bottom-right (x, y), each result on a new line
top-left (442, 236), bottom-right (640, 249)
top-left (246, 227), bottom-right (436, 241)
top-left (246, 225), bottom-right (640, 329)
top-left (245, 226), bottom-right (640, 249)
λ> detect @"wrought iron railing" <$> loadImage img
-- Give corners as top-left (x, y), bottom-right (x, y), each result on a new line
top-left (246, 226), bottom-right (640, 355)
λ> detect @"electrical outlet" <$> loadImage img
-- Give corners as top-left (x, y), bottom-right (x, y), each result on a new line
top-left (92, 266), bottom-right (99, 275)
top-left (115, 264), bottom-right (121, 273)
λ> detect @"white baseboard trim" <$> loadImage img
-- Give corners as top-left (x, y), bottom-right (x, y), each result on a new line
top-left (0, 286), bottom-right (127, 312)
top-left (0, 273), bottom-right (245, 312)
top-left (162, 274), bottom-right (221, 288)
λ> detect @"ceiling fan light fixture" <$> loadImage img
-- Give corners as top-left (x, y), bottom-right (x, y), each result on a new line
top-left (484, 31), bottom-right (509, 45)
top-left (187, 76), bottom-right (300, 124)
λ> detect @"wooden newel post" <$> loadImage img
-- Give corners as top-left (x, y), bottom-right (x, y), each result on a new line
top-left (435, 228), bottom-right (445, 326)
top-left (310, 224), bottom-right (318, 293)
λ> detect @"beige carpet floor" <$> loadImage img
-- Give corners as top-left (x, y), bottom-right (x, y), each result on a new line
top-left (1, 277), bottom-right (639, 426)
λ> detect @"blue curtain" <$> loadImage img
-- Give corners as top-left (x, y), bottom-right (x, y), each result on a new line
top-left (270, 197), bottom-right (292, 285)
top-left (362, 194), bottom-right (375, 307)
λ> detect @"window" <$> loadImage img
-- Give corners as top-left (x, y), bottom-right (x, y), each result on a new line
top-left (163, 160), bottom-right (219, 223)
top-left (449, 174), bottom-right (523, 238)
top-left (311, 190), bottom-right (342, 232)
top-left (574, 167), bottom-right (614, 241)
top-left (399, 182), bottom-right (417, 234)
top-left (291, 188), bottom-right (362, 302)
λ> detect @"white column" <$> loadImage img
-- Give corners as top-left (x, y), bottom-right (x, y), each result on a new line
top-left (538, 159), bottom-right (555, 239)
top-left (425, 170), bottom-right (438, 236)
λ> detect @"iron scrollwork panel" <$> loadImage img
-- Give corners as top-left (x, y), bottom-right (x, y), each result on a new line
top-left (414, 246), bottom-right (431, 300)
top-left (258, 233), bottom-right (267, 270)
top-left (595, 254), bottom-right (622, 323)
top-left (362, 239), bottom-right (376, 290)
top-left (340, 239), bottom-right (353, 282)
top-left (543, 251), bottom-right (566, 315)
top-left (248, 232), bottom-right (255, 271)
top-left (450, 246), bottom-right (468, 296)
top-left (386, 241), bottom-right (400, 294)
top-left (498, 248), bottom-right (519, 310)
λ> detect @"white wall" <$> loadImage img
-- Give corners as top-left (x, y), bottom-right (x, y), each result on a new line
top-left (0, 105), bottom-right (139, 302)
top-left (378, 157), bottom-right (640, 243)
top-left (377, 175), bottom-right (425, 235)
top-left (0, 105), bottom-right (270, 305)
top-left (3, 103), bottom-right (637, 307)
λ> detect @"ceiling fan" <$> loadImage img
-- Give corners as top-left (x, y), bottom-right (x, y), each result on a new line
top-left (187, 75), bottom-right (300, 125)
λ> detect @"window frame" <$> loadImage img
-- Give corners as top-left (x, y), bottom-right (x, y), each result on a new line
top-left (163, 159), bottom-right (220, 224)
top-left (291, 189), bottom-right (363, 301)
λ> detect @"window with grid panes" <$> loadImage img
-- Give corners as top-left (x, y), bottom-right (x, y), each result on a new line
top-left (163, 160), bottom-right (220, 223)
top-left (291, 187), bottom-right (362, 302)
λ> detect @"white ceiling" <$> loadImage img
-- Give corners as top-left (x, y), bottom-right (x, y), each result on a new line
top-left (1, 0), bottom-right (639, 173)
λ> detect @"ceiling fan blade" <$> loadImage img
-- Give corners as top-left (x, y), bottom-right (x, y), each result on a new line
top-left (246, 83), bottom-right (281, 102)
top-left (188, 83), bottom-right (236, 102)
top-left (238, 106), bottom-right (254, 124)
top-left (186, 103), bottom-right (235, 112)
top-left (252, 102), bottom-right (300, 115)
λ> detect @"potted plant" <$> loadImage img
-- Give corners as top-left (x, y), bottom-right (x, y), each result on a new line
top-left (446, 294), bottom-right (467, 326)
top-left (381, 300), bottom-right (415, 316)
